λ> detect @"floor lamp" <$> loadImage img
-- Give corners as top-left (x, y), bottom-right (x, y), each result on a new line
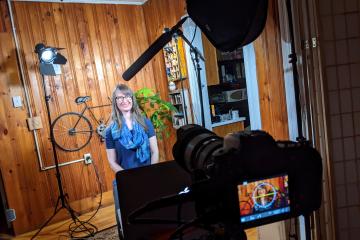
top-left (31, 43), bottom-right (95, 239)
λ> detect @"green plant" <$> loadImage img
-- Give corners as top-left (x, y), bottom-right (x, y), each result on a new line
top-left (135, 87), bottom-right (177, 139)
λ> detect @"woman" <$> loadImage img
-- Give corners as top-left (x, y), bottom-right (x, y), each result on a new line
top-left (253, 185), bottom-right (274, 213)
top-left (105, 84), bottom-right (159, 238)
top-left (255, 186), bottom-right (269, 207)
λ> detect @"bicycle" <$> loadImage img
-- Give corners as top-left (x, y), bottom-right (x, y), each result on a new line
top-left (50, 96), bottom-right (112, 152)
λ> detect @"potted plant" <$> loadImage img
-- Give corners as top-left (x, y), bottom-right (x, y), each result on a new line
top-left (135, 87), bottom-right (177, 139)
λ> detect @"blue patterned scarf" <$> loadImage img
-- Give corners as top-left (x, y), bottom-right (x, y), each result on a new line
top-left (111, 118), bottom-right (150, 163)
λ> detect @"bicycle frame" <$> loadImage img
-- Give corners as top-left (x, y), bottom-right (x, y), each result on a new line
top-left (51, 98), bottom-right (112, 152)
top-left (73, 102), bottom-right (112, 130)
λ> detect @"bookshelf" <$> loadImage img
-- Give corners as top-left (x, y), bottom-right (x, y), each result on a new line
top-left (163, 37), bottom-right (187, 82)
top-left (169, 89), bottom-right (192, 128)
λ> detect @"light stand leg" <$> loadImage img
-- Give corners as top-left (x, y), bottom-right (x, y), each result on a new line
top-left (31, 204), bottom-right (61, 240)
top-left (194, 51), bottom-right (205, 128)
top-left (304, 214), bottom-right (312, 240)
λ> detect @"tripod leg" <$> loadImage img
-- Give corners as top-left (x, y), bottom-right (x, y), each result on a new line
top-left (63, 194), bottom-right (79, 221)
top-left (53, 195), bottom-right (61, 213)
top-left (31, 205), bottom-right (62, 240)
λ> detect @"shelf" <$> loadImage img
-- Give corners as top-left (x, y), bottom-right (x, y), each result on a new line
top-left (218, 59), bottom-right (244, 63)
top-left (173, 113), bottom-right (184, 118)
top-left (211, 117), bottom-right (246, 128)
top-left (169, 88), bottom-right (192, 129)
top-left (171, 77), bottom-right (187, 82)
top-left (169, 90), bottom-right (182, 95)
top-left (220, 81), bottom-right (245, 87)
top-left (211, 100), bottom-right (247, 104)
top-left (163, 38), bottom-right (187, 82)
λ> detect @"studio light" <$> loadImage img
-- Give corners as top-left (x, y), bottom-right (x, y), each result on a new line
top-left (32, 42), bottom-right (96, 239)
top-left (34, 43), bottom-right (67, 76)
top-left (39, 48), bottom-right (56, 63)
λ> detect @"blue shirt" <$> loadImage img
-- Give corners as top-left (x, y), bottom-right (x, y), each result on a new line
top-left (105, 118), bottom-right (155, 170)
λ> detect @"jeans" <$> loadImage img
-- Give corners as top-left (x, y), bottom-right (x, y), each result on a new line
top-left (113, 180), bottom-right (124, 239)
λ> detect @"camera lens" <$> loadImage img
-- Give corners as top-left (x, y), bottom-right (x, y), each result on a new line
top-left (173, 124), bottom-right (223, 173)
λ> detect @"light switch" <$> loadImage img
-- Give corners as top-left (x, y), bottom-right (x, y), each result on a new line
top-left (12, 96), bottom-right (22, 108)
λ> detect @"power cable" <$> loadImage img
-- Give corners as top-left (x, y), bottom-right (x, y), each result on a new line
top-left (67, 161), bottom-right (103, 239)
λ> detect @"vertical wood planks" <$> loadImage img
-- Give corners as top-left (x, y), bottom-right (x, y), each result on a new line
top-left (253, 0), bottom-right (289, 140)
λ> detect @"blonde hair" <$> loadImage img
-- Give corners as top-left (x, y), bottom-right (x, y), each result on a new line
top-left (110, 84), bottom-right (147, 131)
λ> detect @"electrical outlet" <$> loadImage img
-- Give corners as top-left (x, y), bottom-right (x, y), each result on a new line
top-left (12, 96), bottom-right (22, 108)
top-left (84, 153), bottom-right (92, 164)
top-left (6, 208), bottom-right (16, 222)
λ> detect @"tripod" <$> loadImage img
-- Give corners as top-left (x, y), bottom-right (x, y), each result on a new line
top-left (31, 74), bottom-right (94, 239)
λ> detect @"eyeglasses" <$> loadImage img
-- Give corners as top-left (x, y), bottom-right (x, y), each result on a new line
top-left (115, 95), bottom-right (132, 103)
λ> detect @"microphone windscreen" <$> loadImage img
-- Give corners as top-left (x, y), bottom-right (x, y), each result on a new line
top-left (122, 32), bottom-right (173, 81)
top-left (122, 17), bottom-right (188, 81)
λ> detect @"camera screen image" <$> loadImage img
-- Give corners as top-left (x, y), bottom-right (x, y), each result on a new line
top-left (237, 174), bottom-right (290, 224)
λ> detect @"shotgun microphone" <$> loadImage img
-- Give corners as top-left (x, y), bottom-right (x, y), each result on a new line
top-left (122, 16), bottom-right (188, 81)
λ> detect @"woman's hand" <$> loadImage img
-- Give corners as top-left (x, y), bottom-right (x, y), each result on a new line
top-left (149, 136), bottom-right (159, 164)
top-left (106, 148), bottom-right (124, 172)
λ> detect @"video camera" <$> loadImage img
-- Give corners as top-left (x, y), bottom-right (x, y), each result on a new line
top-left (128, 124), bottom-right (322, 239)
top-left (170, 124), bottom-right (323, 238)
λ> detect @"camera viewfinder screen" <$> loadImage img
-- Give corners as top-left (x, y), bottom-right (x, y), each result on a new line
top-left (237, 174), bottom-right (290, 223)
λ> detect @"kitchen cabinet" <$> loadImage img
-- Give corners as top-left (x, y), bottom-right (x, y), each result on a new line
top-left (212, 120), bottom-right (245, 137)
top-left (202, 33), bottom-right (250, 129)
top-left (202, 34), bottom-right (220, 86)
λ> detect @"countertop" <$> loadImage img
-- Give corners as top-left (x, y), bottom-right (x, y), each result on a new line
top-left (211, 117), bottom-right (246, 128)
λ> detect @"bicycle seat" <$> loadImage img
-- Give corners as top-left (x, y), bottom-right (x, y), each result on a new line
top-left (75, 96), bottom-right (91, 104)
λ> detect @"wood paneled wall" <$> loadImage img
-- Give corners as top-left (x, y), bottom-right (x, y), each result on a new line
top-left (0, 0), bottom-right (45, 234)
top-left (0, 0), bottom-right (288, 235)
top-left (253, 0), bottom-right (289, 139)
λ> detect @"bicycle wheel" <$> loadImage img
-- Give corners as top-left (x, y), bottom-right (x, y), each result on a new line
top-left (51, 112), bottom-right (93, 152)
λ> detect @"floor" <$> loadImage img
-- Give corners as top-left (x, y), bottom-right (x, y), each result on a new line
top-left (14, 204), bottom-right (258, 239)
top-left (14, 204), bottom-right (115, 240)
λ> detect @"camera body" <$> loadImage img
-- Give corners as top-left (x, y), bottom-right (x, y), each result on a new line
top-left (173, 125), bottom-right (323, 229)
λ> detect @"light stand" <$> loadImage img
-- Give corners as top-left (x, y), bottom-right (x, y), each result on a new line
top-left (31, 74), bottom-right (79, 240)
top-left (285, 1), bottom-right (313, 239)
top-left (32, 44), bottom-right (95, 239)
top-left (175, 29), bottom-right (206, 127)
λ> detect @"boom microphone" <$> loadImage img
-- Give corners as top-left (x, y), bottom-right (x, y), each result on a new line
top-left (122, 16), bottom-right (188, 81)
